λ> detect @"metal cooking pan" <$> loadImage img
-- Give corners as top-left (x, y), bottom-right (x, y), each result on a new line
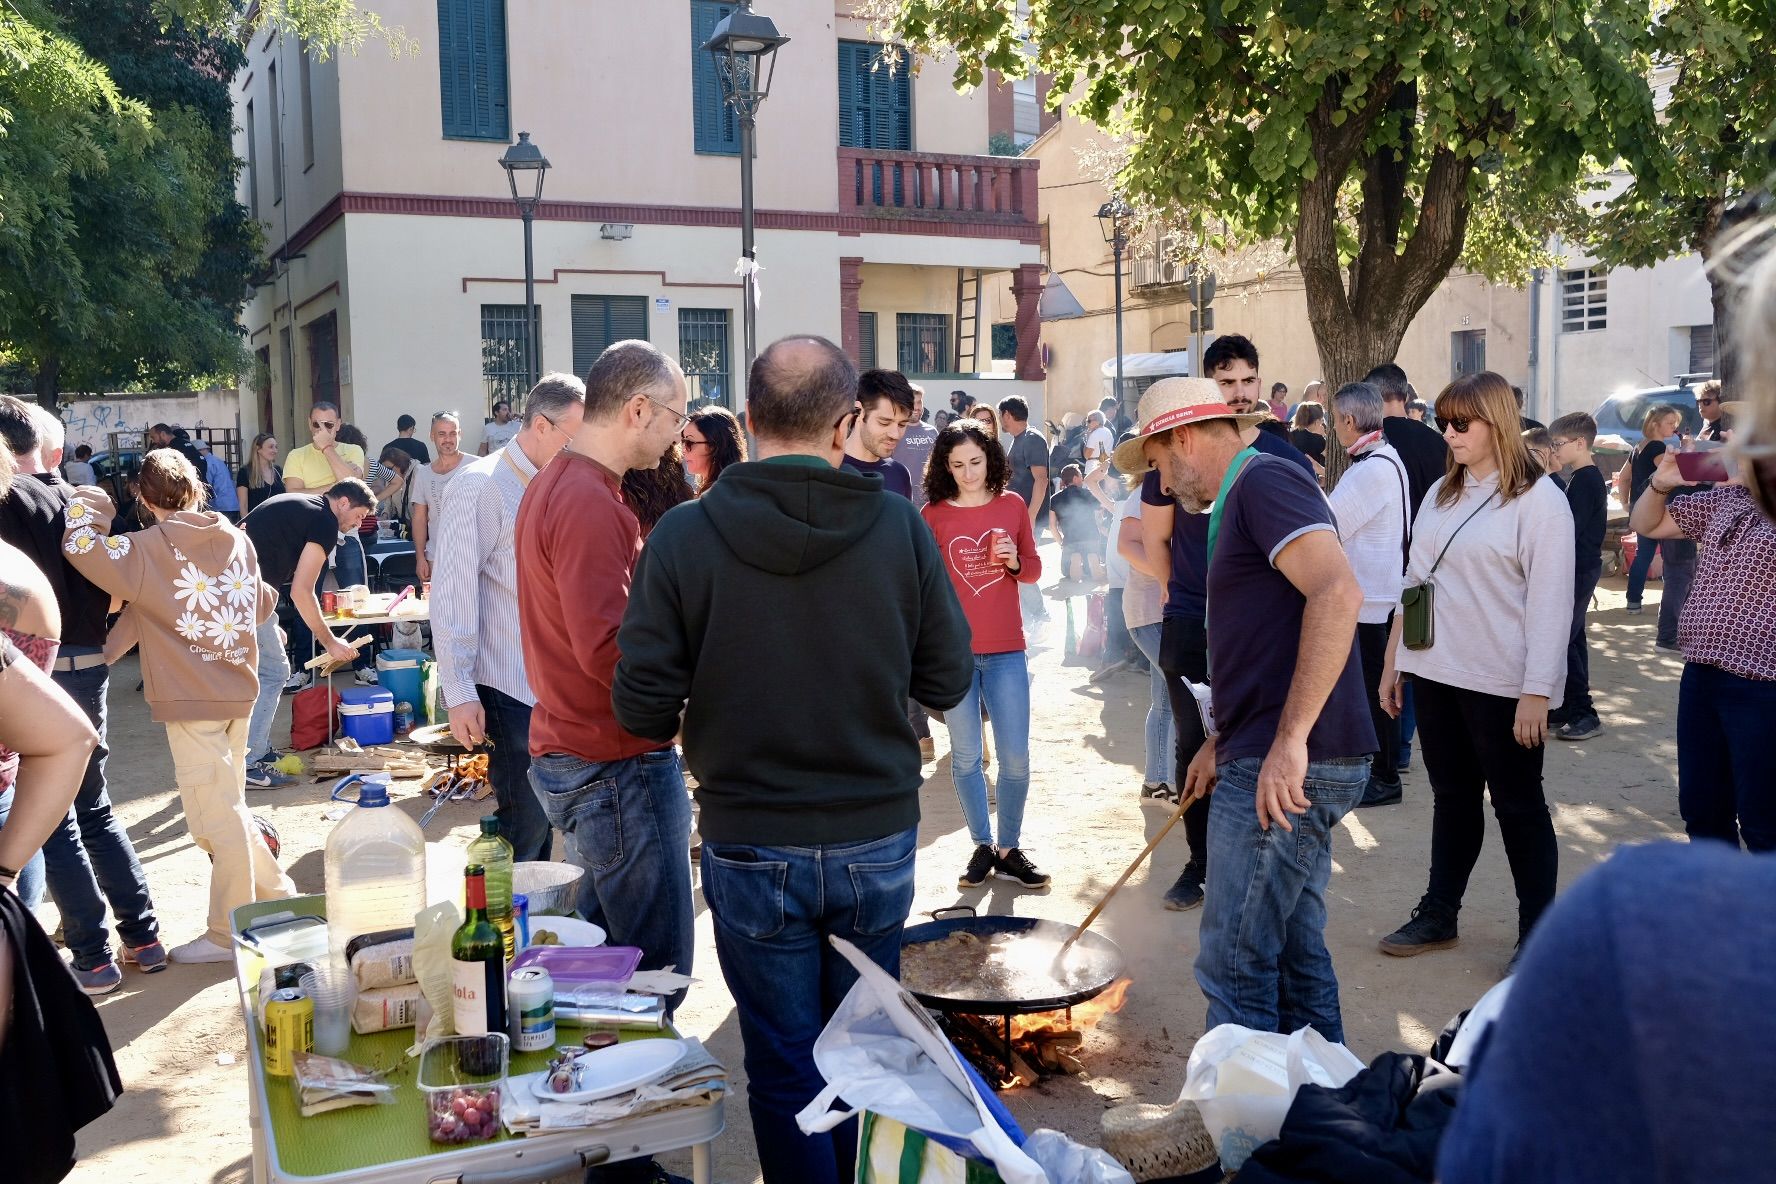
top-left (899, 906), bottom-right (1126, 1016)
top-left (407, 722), bottom-right (492, 756)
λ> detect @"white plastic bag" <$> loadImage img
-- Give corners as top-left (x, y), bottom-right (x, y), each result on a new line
top-left (1024, 1129), bottom-right (1136, 1184)
top-left (795, 937), bottom-right (1045, 1184)
top-left (1178, 1024), bottom-right (1364, 1172)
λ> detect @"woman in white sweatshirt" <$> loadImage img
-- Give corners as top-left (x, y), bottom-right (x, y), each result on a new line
top-left (1376, 372), bottom-right (1574, 971)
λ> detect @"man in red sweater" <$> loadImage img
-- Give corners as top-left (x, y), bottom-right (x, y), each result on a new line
top-left (514, 339), bottom-right (694, 1024)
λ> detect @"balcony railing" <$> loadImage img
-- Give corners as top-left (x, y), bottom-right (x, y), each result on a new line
top-left (838, 148), bottom-right (1038, 227)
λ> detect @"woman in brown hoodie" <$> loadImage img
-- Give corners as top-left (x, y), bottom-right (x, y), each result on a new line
top-left (63, 449), bottom-right (294, 964)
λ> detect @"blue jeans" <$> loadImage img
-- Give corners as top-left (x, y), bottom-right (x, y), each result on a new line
top-left (247, 615), bottom-right (289, 764)
top-left (1196, 755), bottom-right (1368, 1042)
top-left (1398, 682), bottom-right (1417, 763)
top-left (1128, 623), bottom-right (1175, 786)
top-left (477, 685), bottom-right (549, 862)
top-left (41, 658), bottom-right (159, 969)
top-left (1656, 539), bottom-right (1695, 648)
top-left (0, 786), bottom-right (45, 908)
top-left (946, 651), bottom-right (1033, 849)
top-left (700, 826), bottom-right (918, 1184)
top-left (1677, 662), bottom-right (1776, 852)
top-left (527, 748), bottom-right (694, 1009)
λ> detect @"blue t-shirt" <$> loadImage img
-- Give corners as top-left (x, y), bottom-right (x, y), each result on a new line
top-left (1142, 429), bottom-right (1316, 621)
top-left (1206, 454), bottom-right (1376, 762)
top-left (841, 453), bottom-right (913, 500)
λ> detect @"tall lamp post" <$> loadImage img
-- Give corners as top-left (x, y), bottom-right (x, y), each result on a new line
top-left (705, 3), bottom-right (789, 380)
top-left (499, 131), bottom-right (550, 390)
top-left (1097, 199), bottom-right (1133, 414)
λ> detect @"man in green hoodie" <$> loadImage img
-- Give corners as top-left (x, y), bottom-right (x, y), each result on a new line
top-left (614, 335), bottom-right (972, 1184)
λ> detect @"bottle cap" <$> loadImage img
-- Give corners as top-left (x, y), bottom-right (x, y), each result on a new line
top-left (480, 816), bottom-right (500, 836)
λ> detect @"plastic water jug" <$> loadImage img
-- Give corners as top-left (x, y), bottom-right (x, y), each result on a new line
top-left (324, 774), bottom-right (427, 970)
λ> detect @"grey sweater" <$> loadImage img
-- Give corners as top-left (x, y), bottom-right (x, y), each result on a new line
top-left (1396, 471), bottom-right (1575, 701)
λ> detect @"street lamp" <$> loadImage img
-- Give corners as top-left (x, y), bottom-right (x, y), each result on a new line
top-left (705, 2), bottom-right (789, 381)
top-left (499, 131), bottom-right (550, 390)
top-left (1097, 198), bottom-right (1133, 414)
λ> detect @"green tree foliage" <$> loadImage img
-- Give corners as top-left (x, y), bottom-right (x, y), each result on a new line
top-left (1581, 0), bottom-right (1775, 394)
top-left (866, 0), bottom-right (1657, 406)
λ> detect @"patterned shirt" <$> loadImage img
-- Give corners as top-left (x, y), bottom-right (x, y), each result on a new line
top-left (432, 444), bottom-right (538, 709)
top-left (1668, 485), bottom-right (1776, 680)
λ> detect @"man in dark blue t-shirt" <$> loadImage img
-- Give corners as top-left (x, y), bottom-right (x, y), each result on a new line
top-left (1117, 374), bottom-right (1375, 1043)
top-left (840, 368), bottom-right (914, 498)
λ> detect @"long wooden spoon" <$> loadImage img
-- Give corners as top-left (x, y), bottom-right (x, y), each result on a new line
top-left (1055, 793), bottom-right (1191, 962)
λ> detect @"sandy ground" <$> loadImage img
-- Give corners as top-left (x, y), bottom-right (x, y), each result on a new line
top-left (64, 546), bottom-right (1685, 1184)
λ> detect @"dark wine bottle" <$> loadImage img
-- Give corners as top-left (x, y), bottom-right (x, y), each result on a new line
top-left (451, 864), bottom-right (507, 1037)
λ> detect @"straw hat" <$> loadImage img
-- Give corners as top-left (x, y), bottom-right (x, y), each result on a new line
top-left (1099, 1098), bottom-right (1223, 1184)
top-left (1111, 377), bottom-right (1264, 474)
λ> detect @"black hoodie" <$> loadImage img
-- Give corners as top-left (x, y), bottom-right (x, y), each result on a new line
top-left (613, 459), bottom-right (973, 845)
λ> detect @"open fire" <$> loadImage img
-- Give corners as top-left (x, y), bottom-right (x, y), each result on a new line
top-left (941, 978), bottom-right (1133, 1088)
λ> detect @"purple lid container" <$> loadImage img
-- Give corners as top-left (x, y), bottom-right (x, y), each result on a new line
top-left (508, 944), bottom-right (642, 986)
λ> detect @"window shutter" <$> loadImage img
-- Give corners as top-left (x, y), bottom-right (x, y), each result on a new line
top-left (692, 2), bottom-right (740, 154)
top-left (837, 41), bottom-right (910, 151)
top-left (838, 42), bottom-right (864, 148)
top-left (481, 0), bottom-right (509, 139)
top-left (438, 0), bottom-right (508, 140)
top-left (572, 296), bottom-right (651, 380)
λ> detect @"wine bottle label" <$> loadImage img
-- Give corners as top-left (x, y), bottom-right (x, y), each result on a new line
top-left (451, 956), bottom-right (506, 1035)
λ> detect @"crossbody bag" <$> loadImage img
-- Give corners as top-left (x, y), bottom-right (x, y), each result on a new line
top-left (1401, 492), bottom-right (1494, 651)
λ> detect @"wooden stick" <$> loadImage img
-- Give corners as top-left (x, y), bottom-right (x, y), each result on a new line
top-left (1057, 793), bottom-right (1191, 959)
top-left (302, 633), bottom-right (374, 672)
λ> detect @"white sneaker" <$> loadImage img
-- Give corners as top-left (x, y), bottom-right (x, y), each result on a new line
top-left (169, 935), bottom-right (233, 964)
top-left (353, 668), bottom-right (381, 687)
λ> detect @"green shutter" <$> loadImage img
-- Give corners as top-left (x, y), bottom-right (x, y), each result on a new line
top-left (439, 0), bottom-right (508, 140)
top-left (692, 2), bottom-right (740, 154)
top-left (837, 41), bottom-right (911, 151)
top-left (572, 295), bottom-right (651, 380)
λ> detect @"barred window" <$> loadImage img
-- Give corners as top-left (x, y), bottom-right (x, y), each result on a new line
top-left (1560, 267), bottom-right (1607, 333)
top-left (896, 312), bottom-right (950, 375)
top-left (481, 304), bottom-right (538, 410)
top-left (678, 308), bottom-right (732, 409)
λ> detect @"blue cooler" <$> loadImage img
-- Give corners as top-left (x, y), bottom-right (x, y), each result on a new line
top-left (338, 686), bottom-right (396, 746)
top-left (376, 648), bottom-right (430, 723)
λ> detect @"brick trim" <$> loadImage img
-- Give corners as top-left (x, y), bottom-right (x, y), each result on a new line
top-left (459, 267), bottom-right (744, 294)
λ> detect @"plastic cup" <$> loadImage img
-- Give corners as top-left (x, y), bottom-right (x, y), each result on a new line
top-left (300, 966), bottom-right (355, 1056)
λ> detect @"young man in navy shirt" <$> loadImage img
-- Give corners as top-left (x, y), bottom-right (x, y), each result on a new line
top-left (840, 369), bottom-right (914, 498)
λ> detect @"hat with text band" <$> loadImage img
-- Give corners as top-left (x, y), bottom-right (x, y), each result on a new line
top-left (1111, 377), bottom-right (1265, 474)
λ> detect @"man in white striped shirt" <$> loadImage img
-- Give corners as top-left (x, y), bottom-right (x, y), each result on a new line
top-left (432, 374), bottom-right (587, 860)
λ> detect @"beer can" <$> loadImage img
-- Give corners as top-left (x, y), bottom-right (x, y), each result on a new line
top-left (321, 589), bottom-right (337, 616)
top-left (265, 987), bottom-right (313, 1077)
top-left (507, 967), bottom-right (556, 1053)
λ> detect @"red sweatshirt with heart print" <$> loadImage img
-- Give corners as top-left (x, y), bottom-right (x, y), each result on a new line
top-left (922, 492), bottom-right (1042, 654)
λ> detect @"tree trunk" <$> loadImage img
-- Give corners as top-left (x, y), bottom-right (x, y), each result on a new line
top-left (34, 357), bottom-right (61, 413)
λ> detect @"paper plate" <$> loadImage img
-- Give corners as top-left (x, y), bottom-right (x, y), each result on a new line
top-left (523, 916), bottom-right (606, 948)
top-left (528, 1038), bottom-right (686, 1104)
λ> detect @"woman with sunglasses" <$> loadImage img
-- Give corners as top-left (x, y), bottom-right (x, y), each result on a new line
top-left (1624, 405), bottom-right (1696, 635)
top-left (1377, 371), bottom-right (1575, 971)
top-left (681, 406), bottom-right (747, 492)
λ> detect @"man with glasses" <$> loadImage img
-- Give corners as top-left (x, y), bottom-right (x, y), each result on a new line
top-left (1697, 380), bottom-right (1732, 442)
top-left (409, 412), bottom-right (466, 583)
top-left (433, 375), bottom-right (585, 861)
top-left (281, 401), bottom-right (366, 492)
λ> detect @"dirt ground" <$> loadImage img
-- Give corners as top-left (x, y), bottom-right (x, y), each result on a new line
top-left (65, 546), bottom-right (1685, 1184)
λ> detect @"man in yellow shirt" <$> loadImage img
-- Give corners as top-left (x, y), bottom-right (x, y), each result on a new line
top-left (282, 401), bottom-right (366, 490)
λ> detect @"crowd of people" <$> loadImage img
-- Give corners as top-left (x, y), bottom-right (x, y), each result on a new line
top-left (0, 233), bottom-right (1774, 1180)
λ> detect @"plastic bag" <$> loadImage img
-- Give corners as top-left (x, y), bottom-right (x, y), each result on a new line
top-left (1024, 1129), bottom-right (1136, 1184)
top-left (410, 901), bottom-right (461, 1048)
top-left (1178, 1024), bottom-right (1364, 1172)
top-left (795, 937), bottom-right (1044, 1184)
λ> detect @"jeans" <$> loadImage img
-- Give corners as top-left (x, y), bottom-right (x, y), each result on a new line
top-left (1356, 620), bottom-right (1402, 793)
top-left (946, 651), bottom-right (1033, 849)
top-left (0, 786), bottom-right (45, 908)
top-left (1158, 615), bottom-right (1212, 866)
top-left (1398, 682), bottom-right (1417, 763)
top-left (1128, 622), bottom-right (1175, 787)
top-left (1195, 755), bottom-right (1368, 1042)
top-left (477, 685), bottom-right (549, 862)
top-left (41, 658), bottom-right (159, 969)
top-left (701, 827), bottom-right (918, 1184)
top-left (247, 616), bottom-right (290, 764)
top-left (1677, 662), bottom-right (1776, 851)
top-left (528, 748), bottom-right (694, 1009)
top-left (1414, 677), bottom-right (1558, 935)
top-left (1554, 565), bottom-right (1601, 721)
top-left (331, 534), bottom-right (375, 669)
top-left (1018, 579), bottom-right (1048, 627)
top-left (1104, 587), bottom-right (1136, 666)
top-left (1655, 539), bottom-right (1695, 648)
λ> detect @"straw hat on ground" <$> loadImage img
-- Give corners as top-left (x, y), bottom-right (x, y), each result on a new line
top-left (1111, 377), bottom-right (1265, 474)
top-left (1099, 1097), bottom-right (1224, 1183)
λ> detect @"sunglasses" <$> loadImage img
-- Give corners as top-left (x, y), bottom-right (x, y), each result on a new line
top-left (1435, 416), bottom-right (1475, 433)
top-left (1697, 398), bottom-right (1720, 407)
top-left (681, 436), bottom-right (709, 451)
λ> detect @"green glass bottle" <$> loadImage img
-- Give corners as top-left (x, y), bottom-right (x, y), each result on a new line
top-left (466, 815), bottom-right (516, 959)
top-left (450, 864), bottom-right (506, 1037)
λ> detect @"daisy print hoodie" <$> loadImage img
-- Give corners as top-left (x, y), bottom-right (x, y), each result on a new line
top-left (62, 487), bottom-right (278, 723)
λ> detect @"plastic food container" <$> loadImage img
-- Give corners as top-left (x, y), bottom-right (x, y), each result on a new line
top-left (417, 1033), bottom-right (508, 1144)
top-left (508, 944), bottom-right (641, 988)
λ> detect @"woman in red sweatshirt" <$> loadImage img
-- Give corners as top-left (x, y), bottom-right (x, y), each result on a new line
top-left (921, 422), bottom-right (1050, 890)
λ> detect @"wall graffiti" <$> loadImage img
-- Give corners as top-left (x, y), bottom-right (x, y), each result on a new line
top-left (58, 392), bottom-right (240, 455)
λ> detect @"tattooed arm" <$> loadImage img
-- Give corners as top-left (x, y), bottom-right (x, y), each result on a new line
top-left (0, 540), bottom-right (61, 641)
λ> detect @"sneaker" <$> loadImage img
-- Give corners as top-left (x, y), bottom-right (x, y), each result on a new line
top-left (994, 848), bottom-right (1051, 889)
top-left (245, 762), bottom-right (296, 790)
top-left (1378, 897), bottom-right (1460, 957)
top-left (169, 935), bottom-right (234, 964)
top-left (1357, 778), bottom-right (1403, 808)
top-left (958, 844), bottom-right (998, 889)
top-left (122, 940), bottom-right (169, 974)
top-left (353, 667), bottom-right (382, 686)
top-left (74, 960), bottom-right (124, 996)
top-left (1625, 602), bottom-right (1644, 615)
top-left (1556, 714), bottom-right (1602, 741)
top-left (1141, 782), bottom-right (1179, 804)
top-left (282, 671), bottom-right (312, 694)
top-left (1163, 861), bottom-right (1206, 911)
top-left (1656, 639), bottom-right (1680, 652)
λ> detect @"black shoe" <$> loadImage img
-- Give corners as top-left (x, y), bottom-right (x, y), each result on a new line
top-left (994, 848), bottom-right (1052, 889)
top-left (1357, 778), bottom-right (1403, 808)
top-left (1378, 897), bottom-right (1459, 956)
top-left (958, 844), bottom-right (997, 889)
top-left (1556, 714), bottom-right (1602, 741)
top-left (1141, 782), bottom-right (1179, 804)
top-left (1163, 861), bottom-right (1206, 911)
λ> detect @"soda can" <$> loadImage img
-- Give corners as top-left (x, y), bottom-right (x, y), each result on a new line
top-left (507, 967), bottom-right (555, 1053)
top-left (512, 893), bottom-right (530, 950)
top-left (321, 589), bottom-right (337, 616)
top-left (265, 987), bottom-right (313, 1077)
